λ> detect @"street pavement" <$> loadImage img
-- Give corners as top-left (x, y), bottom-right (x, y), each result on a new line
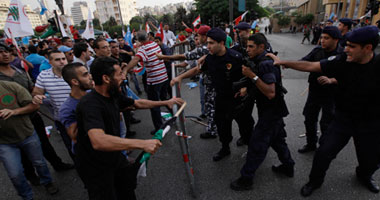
top-left (1, 33), bottom-right (379, 200)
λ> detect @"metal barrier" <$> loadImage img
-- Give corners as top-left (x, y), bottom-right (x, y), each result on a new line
top-left (171, 62), bottom-right (198, 198)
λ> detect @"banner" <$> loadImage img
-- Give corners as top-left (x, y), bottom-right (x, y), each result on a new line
top-left (82, 7), bottom-right (94, 39)
top-left (4, 0), bottom-right (34, 38)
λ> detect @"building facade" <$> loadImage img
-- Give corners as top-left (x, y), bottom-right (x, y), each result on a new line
top-left (297, 0), bottom-right (380, 24)
top-left (95, 0), bottom-right (137, 25)
top-left (71, 1), bottom-right (88, 25)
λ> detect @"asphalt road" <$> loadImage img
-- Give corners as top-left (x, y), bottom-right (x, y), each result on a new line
top-left (1, 33), bottom-right (379, 200)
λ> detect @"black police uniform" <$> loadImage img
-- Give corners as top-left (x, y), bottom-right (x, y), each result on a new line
top-left (231, 43), bottom-right (255, 144)
top-left (300, 46), bottom-right (341, 147)
top-left (240, 51), bottom-right (294, 179)
top-left (308, 52), bottom-right (380, 186)
top-left (200, 48), bottom-right (253, 150)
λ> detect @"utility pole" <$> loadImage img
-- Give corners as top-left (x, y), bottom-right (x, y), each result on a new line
top-left (116, 0), bottom-right (125, 34)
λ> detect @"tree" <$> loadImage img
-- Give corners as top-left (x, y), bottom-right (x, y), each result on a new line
top-left (80, 20), bottom-right (86, 26)
top-left (93, 18), bottom-right (100, 27)
top-left (276, 15), bottom-right (291, 27)
top-left (294, 13), bottom-right (314, 25)
top-left (174, 6), bottom-right (187, 32)
top-left (109, 16), bottom-right (117, 26)
top-left (194, 0), bottom-right (269, 26)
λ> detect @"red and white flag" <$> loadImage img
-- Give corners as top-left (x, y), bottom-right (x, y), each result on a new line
top-left (192, 15), bottom-right (201, 27)
top-left (4, 0), bottom-right (34, 38)
top-left (156, 22), bottom-right (164, 41)
top-left (145, 22), bottom-right (150, 33)
top-left (234, 11), bottom-right (248, 25)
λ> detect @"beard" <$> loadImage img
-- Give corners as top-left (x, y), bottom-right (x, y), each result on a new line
top-left (78, 80), bottom-right (93, 91)
top-left (108, 78), bottom-right (122, 99)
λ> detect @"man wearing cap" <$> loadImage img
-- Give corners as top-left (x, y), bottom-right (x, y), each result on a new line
top-left (325, 19), bottom-right (334, 26)
top-left (171, 28), bottom-right (252, 161)
top-left (230, 33), bottom-right (295, 192)
top-left (338, 18), bottom-right (353, 48)
top-left (266, 26), bottom-right (380, 196)
top-left (58, 45), bottom-right (74, 64)
top-left (157, 25), bottom-right (219, 139)
top-left (297, 26), bottom-right (341, 153)
top-left (231, 22), bottom-right (256, 147)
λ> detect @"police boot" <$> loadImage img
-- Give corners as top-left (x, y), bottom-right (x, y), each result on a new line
top-left (212, 148), bottom-right (231, 162)
top-left (356, 167), bottom-right (380, 193)
top-left (298, 144), bottom-right (317, 153)
top-left (272, 164), bottom-right (294, 177)
top-left (300, 182), bottom-right (322, 197)
top-left (230, 176), bottom-right (253, 191)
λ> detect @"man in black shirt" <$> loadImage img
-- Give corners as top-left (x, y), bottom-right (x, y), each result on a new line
top-left (267, 26), bottom-right (380, 196)
top-left (75, 57), bottom-right (183, 200)
top-left (171, 28), bottom-right (253, 161)
top-left (298, 26), bottom-right (341, 153)
top-left (230, 34), bottom-right (294, 191)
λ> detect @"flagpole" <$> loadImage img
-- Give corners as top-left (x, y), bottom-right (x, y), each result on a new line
top-left (116, 0), bottom-right (125, 35)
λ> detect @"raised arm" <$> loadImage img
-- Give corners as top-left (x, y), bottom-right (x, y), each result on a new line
top-left (266, 53), bottom-right (322, 73)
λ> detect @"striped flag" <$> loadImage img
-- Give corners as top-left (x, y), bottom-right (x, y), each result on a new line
top-left (145, 22), bottom-right (150, 33)
top-left (234, 11), bottom-right (249, 25)
top-left (192, 15), bottom-right (201, 27)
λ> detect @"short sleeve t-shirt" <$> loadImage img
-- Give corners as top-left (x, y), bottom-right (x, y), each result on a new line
top-left (0, 66), bottom-right (33, 91)
top-left (35, 68), bottom-right (71, 120)
top-left (136, 41), bottom-right (168, 85)
top-left (75, 90), bottom-right (134, 173)
top-left (320, 53), bottom-right (380, 119)
top-left (0, 81), bottom-right (34, 144)
top-left (253, 52), bottom-right (289, 120)
top-left (200, 48), bottom-right (244, 99)
top-left (59, 96), bottom-right (80, 129)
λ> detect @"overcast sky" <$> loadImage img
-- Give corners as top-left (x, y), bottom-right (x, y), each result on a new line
top-left (22, 0), bottom-right (193, 15)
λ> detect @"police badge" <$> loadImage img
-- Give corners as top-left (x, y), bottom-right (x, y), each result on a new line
top-left (226, 63), bottom-right (232, 70)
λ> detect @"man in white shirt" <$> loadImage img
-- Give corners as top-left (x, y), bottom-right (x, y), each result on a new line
top-left (163, 24), bottom-right (176, 47)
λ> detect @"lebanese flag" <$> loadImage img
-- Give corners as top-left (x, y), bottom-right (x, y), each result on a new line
top-left (234, 11), bottom-right (248, 25)
top-left (192, 15), bottom-right (201, 27)
top-left (156, 22), bottom-right (164, 41)
top-left (145, 22), bottom-right (150, 33)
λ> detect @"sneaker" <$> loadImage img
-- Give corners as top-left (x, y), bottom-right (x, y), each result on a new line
top-left (45, 182), bottom-right (59, 195)
top-left (230, 176), bottom-right (253, 191)
top-left (200, 132), bottom-right (217, 139)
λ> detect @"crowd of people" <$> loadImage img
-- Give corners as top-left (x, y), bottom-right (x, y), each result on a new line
top-left (0, 17), bottom-right (379, 200)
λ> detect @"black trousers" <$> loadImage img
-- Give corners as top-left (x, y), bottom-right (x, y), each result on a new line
top-left (241, 118), bottom-right (295, 179)
top-left (309, 112), bottom-right (380, 185)
top-left (146, 81), bottom-right (169, 130)
top-left (215, 98), bottom-right (254, 149)
top-left (78, 157), bottom-right (138, 200)
top-left (303, 91), bottom-right (335, 146)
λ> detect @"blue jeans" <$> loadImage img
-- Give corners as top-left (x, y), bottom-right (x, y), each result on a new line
top-left (0, 132), bottom-right (53, 200)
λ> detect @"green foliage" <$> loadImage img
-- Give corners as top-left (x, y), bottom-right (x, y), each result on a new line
top-left (294, 13), bottom-right (314, 25)
top-left (194, 0), bottom-right (268, 26)
top-left (277, 15), bottom-right (291, 27)
top-left (264, 6), bottom-right (275, 14)
top-left (93, 18), bottom-right (100, 27)
top-left (80, 20), bottom-right (86, 26)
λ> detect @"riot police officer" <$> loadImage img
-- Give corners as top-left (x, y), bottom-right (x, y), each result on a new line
top-left (171, 28), bottom-right (253, 161)
top-left (337, 18), bottom-right (353, 48)
top-left (298, 26), bottom-right (341, 153)
top-left (230, 34), bottom-right (295, 191)
top-left (268, 26), bottom-right (380, 196)
top-left (231, 22), bottom-right (255, 146)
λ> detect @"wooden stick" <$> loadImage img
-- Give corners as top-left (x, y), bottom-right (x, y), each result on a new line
top-left (189, 118), bottom-right (207, 127)
top-left (174, 101), bottom-right (187, 117)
